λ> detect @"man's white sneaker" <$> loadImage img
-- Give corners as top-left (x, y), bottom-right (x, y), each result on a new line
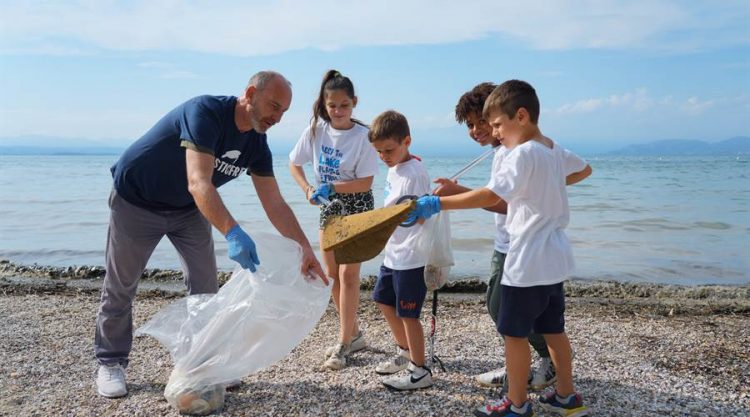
top-left (475, 368), bottom-right (506, 388)
top-left (325, 330), bottom-right (367, 357)
top-left (375, 347), bottom-right (410, 375)
top-left (96, 363), bottom-right (127, 398)
top-left (529, 357), bottom-right (557, 390)
top-left (382, 362), bottom-right (433, 391)
top-left (321, 343), bottom-right (349, 371)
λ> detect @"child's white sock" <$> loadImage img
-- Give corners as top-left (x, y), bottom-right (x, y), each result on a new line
top-left (509, 400), bottom-right (530, 413)
top-left (409, 362), bottom-right (431, 377)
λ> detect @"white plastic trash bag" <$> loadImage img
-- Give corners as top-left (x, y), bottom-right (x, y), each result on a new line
top-left (135, 232), bottom-right (331, 415)
top-left (415, 212), bottom-right (454, 291)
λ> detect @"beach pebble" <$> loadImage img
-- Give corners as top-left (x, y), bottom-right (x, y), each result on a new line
top-left (0, 269), bottom-right (748, 416)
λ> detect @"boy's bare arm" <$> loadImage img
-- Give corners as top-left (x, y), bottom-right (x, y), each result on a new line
top-left (440, 187), bottom-right (503, 211)
top-left (566, 164), bottom-right (592, 186)
top-left (433, 178), bottom-right (506, 214)
top-left (485, 199), bottom-right (507, 214)
top-left (432, 178), bottom-right (471, 196)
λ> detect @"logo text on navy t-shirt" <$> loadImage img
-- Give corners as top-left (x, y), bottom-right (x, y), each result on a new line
top-left (215, 149), bottom-right (245, 177)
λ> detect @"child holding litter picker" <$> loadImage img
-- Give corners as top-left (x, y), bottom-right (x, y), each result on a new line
top-left (289, 70), bottom-right (379, 370)
top-left (434, 82), bottom-right (591, 393)
top-left (411, 80), bottom-right (590, 416)
top-left (368, 110), bottom-right (433, 390)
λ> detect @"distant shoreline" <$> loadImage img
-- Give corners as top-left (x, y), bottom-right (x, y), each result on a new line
top-left (2, 135), bottom-right (749, 157)
top-left (2, 259), bottom-right (748, 316)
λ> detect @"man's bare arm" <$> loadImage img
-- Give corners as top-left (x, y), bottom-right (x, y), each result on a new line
top-left (252, 174), bottom-right (327, 283)
top-left (252, 174), bottom-right (311, 245)
top-left (186, 149), bottom-right (236, 234)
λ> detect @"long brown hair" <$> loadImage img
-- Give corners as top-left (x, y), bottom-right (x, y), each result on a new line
top-left (310, 69), bottom-right (365, 138)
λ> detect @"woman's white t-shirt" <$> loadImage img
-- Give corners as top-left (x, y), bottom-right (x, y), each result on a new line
top-left (487, 140), bottom-right (587, 287)
top-left (383, 158), bottom-right (431, 270)
top-left (288, 121), bottom-right (379, 185)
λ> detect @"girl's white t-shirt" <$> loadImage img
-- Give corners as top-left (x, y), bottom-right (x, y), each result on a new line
top-left (490, 146), bottom-right (510, 254)
top-left (288, 121), bottom-right (379, 185)
top-left (382, 158), bottom-right (431, 270)
top-left (487, 140), bottom-right (587, 287)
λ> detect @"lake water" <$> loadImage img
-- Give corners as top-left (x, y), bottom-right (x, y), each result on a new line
top-left (0, 154), bottom-right (748, 285)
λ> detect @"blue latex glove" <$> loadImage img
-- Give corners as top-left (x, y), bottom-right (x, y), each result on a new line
top-left (225, 225), bottom-right (260, 272)
top-left (406, 195), bottom-right (442, 223)
top-left (310, 183), bottom-right (335, 205)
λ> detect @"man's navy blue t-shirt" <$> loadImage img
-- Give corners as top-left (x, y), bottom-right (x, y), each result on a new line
top-left (111, 95), bottom-right (273, 210)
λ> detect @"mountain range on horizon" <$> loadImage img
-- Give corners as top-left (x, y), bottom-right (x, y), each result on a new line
top-left (605, 136), bottom-right (750, 156)
top-left (0, 135), bottom-right (748, 157)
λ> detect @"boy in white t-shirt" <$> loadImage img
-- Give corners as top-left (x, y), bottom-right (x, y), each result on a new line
top-left (411, 80), bottom-right (589, 416)
top-left (434, 83), bottom-right (591, 392)
top-left (368, 110), bottom-right (433, 391)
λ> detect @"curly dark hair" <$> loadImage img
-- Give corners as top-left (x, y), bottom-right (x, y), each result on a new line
top-left (454, 82), bottom-right (497, 124)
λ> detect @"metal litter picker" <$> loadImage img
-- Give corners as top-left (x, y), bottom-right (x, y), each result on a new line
top-left (425, 146), bottom-right (498, 372)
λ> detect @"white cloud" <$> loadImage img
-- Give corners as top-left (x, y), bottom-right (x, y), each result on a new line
top-left (1, 1), bottom-right (748, 56)
top-left (160, 70), bottom-right (198, 79)
top-left (410, 112), bottom-right (458, 130)
top-left (682, 96), bottom-right (715, 114)
top-left (611, 89), bottom-right (654, 111)
top-left (0, 106), bottom-right (155, 139)
top-left (554, 98), bottom-right (606, 114)
top-left (137, 61), bottom-right (170, 69)
top-left (548, 89), bottom-right (735, 116)
top-left (137, 61), bottom-right (198, 79)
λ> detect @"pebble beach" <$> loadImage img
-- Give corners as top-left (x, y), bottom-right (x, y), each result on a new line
top-left (1, 261), bottom-right (748, 416)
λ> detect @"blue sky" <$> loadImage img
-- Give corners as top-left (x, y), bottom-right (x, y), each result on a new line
top-left (1, 0), bottom-right (749, 156)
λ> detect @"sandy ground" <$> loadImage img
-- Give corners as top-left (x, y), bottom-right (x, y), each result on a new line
top-left (1, 269), bottom-right (748, 416)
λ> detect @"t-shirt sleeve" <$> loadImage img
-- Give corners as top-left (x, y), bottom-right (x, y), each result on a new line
top-left (247, 139), bottom-right (274, 177)
top-left (178, 98), bottom-right (222, 155)
top-left (486, 150), bottom-right (530, 201)
top-left (414, 167), bottom-right (432, 196)
top-left (289, 127), bottom-right (314, 166)
top-left (401, 165), bottom-right (431, 198)
top-left (562, 148), bottom-right (588, 176)
top-left (354, 139), bottom-right (380, 178)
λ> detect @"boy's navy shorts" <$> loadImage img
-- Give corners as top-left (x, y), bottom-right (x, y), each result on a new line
top-left (373, 265), bottom-right (427, 319)
top-left (497, 282), bottom-right (565, 337)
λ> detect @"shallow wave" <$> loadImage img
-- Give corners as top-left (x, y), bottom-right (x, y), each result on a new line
top-left (450, 238), bottom-right (494, 250)
top-left (692, 221), bottom-right (732, 230)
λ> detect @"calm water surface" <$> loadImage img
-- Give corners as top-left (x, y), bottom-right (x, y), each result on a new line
top-left (0, 154), bottom-right (747, 285)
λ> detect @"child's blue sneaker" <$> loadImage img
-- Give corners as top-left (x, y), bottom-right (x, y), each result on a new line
top-left (538, 390), bottom-right (589, 416)
top-left (473, 397), bottom-right (535, 417)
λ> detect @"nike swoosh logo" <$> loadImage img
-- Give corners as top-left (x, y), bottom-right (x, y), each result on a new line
top-left (410, 373), bottom-right (428, 384)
